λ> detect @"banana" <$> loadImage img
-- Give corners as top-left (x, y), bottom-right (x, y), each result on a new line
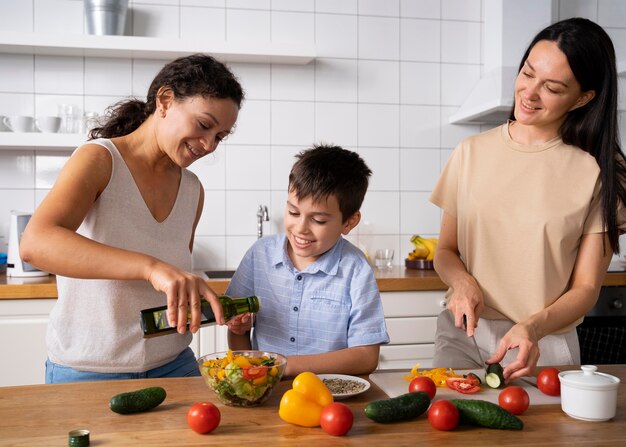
top-left (409, 242), bottom-right (429, 259)
top-left (409, 235), bottom-right (438, 261)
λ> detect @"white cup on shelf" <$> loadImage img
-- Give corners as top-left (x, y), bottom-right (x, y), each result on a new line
top-left (35, 116), bottom-right (62, 133)
top-left (2, 116), bottom-right (35, 132)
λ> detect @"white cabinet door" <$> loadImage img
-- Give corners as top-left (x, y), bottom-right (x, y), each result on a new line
top-left (195, 324), bottom-right (229, 358)
top-left (379, 291), bottom-right (446, 370)
top-left (0, 299), bottom-right (55, 386)
top-left (385, 317), bottom-right (438, 344)
top-left (379, 344), bottom-right (435, 370)
top-left (381, 291), bottom-right (447, 317)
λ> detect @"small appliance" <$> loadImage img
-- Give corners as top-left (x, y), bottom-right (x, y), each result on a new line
top-left (7, 211), bottom-right (48, 277)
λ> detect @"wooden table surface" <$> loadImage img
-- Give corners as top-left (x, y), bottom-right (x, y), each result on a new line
top-left (0, 365), bottom-right (624, 446)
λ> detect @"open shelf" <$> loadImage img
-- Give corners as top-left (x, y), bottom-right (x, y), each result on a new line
top-left (0, 31), bottom-right (316, 64)
top-left (0, 132), bottom-right (84, 150)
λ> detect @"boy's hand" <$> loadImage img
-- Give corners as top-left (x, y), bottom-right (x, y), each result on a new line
top-left (227, 313), bottom-right (253, 335)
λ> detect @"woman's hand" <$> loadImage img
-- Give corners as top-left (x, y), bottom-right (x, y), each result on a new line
top-left (147, 262), bottom-right (224, 334)
top-left (446, 275), bottom-right (485, 337)
top-left (227, 313), bottom-right (253, 335)
top-left (488, 322), bottom-right (540, 382)
top-left (434, 212), bottom-right (484, 336)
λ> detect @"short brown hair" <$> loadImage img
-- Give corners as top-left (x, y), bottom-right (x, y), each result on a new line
top-left (288, 144), bottom-right (372, 222)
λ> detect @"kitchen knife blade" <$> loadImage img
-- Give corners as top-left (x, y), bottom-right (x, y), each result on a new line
top-left (463, 315), bottom-right (486, 365)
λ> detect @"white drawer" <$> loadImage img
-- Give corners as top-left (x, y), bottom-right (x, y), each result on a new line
top-left (378, 344), bottom-right (435, 370)
top-left (381, 291), bottom-right (447, 317)
top-left (385, 316), bottom-right (437, 344)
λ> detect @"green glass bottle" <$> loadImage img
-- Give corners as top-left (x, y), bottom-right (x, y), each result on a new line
top-left (140, 295), bottom-right (259, 338)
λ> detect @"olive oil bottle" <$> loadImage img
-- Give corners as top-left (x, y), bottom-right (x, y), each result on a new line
top-left (140, 295), bottom-right (259, 338)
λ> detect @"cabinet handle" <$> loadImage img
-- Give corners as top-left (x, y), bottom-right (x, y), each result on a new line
top-left (439, 300), bottom-right (447, 308)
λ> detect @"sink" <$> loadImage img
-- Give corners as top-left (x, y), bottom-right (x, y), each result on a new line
top-left (204, 270), bottom-right (236, 279)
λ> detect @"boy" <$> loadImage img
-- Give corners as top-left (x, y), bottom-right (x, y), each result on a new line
top-left (226, 144), bottom-right (389, 377)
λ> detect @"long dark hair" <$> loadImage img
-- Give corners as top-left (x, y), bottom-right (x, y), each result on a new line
top-left (509, 18), bottom-right (626, 253)
top-left (89, 54), bottom-right (244, 140)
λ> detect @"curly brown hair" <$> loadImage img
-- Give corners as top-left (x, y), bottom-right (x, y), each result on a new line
top-left (89, 53), bottom-right (244, 139)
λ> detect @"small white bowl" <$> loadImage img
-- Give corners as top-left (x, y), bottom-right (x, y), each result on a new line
top-left (558, 365), bottom-right (620, 421)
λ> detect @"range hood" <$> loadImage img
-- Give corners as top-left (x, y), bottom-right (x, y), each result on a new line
top-left (449, 0), bottom-right (557, 124)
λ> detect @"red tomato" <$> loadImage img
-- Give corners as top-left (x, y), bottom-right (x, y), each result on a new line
top-left (445, 377), bottom-right (481, 394)
top-left (537, 367), bottom-right (561, 396)
top-left (242, 365), bottom-right (268, 380)
top-left (498, 386), bottom-right (530, 415)
top-left (428, 399), bottom-right (460, 431)
top-left (187, 402), bottom-right (221, 434)
top-left (320, 402), bottom-right (353, 436)
top-left (408, 376), bottom-right (437, 400)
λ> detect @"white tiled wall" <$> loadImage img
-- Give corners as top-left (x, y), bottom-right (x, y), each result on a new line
top-left (0, 0), bottom-right (625, 270)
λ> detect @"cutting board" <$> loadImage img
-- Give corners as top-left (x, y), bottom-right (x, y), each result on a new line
top-left (369, 369), bottom-right (561, 405)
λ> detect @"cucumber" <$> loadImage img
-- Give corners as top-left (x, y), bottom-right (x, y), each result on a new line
top-left (485, 373), bottom-right (503, 388)
top-left (485, 363), bottom-right (505, 389)
top-left (451, 399), bottom-right (523, 430)
top-left (364, 391), bottom-right (430, 423)
top-left (109, 386), bottom-right (167, 414)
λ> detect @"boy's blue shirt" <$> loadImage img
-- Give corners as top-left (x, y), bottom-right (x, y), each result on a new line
top-left (225, 234), bottom-right (390, 356)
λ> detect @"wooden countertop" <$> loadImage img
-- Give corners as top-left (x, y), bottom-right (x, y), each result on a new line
top-left (0, 365), bottom-right (624, 446)
top-left (3, 263), bottom-right (626, 299)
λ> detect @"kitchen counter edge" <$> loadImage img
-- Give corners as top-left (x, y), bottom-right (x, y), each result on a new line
top-left (2, 266), bottom-right (626, 299)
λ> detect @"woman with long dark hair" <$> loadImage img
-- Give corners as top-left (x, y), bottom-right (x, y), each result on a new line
top-left (21, 54), bottom-right (244, 383)
top-left (430, 18), bottom-right (625, 382)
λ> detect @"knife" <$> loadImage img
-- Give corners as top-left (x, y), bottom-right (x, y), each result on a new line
top-left (463, 315), bottom-right (486, 365)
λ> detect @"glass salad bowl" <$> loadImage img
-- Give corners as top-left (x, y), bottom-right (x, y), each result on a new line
top-left (197, 350), bottom-right (287, 407)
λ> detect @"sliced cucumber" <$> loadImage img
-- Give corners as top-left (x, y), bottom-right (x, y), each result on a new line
top-left (486, 363), bottom-right (504, 375)
top-left (485, 363), bottom-right (505, 389)
top-left (485, 372), bottom-right (503, 388)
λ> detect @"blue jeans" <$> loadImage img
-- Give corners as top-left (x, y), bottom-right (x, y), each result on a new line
top-left (45, 347), bottom-right (201, 384)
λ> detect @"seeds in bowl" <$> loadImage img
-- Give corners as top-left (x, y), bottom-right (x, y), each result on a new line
top-left (322, 378), bottom-right (367, 395)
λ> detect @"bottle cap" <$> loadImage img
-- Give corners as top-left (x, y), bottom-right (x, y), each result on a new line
top-left (68, 429), bottom-right (90, 447)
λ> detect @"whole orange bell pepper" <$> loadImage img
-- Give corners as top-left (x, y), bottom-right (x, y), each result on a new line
top-left (279, 372), bottom-right (334, 427)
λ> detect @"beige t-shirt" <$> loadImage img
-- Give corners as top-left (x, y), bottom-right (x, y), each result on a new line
top-left (430, 123), bottom-right (604, 333)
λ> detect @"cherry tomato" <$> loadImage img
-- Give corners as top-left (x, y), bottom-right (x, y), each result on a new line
top-left (320, 402), bottom-right (353, 436)
top-left (242, 365), bottom-right (268, 380)
top-left (428, 399), bottom-right (460, 431)
top-left (408, 376), bottom-right (437, 400)
top-left (187, 402), bottom-right (221, 434)
top-left (498, 386), bottom-right (530, 415)
top-left (537, 367), bottom-right (561, 396)
top-left (445, 377), bottom-right (481, 394)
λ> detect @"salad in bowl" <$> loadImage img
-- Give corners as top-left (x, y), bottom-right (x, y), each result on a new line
top-left (198, 350), bottom-right (287, 407)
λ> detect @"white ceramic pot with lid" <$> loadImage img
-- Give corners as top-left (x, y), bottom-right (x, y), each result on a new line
top-left (558, 365), bottom-right (620, 421)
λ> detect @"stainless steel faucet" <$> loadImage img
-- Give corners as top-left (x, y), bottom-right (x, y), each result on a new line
top-left (257, 205), bottom-right (269, 239)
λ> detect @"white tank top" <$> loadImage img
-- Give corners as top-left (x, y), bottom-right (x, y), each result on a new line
top-left (48, 139), bottom-right (201, 372)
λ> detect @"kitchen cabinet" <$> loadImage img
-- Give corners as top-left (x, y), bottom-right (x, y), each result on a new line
top-left (0, 30), bottom-right (315, 151)
top-left (0, 299), bottom-right (55, 386)
top-left (378, 291), bottom-right (447, 370)
top-left (192, 324), bottom-right (229, 359)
